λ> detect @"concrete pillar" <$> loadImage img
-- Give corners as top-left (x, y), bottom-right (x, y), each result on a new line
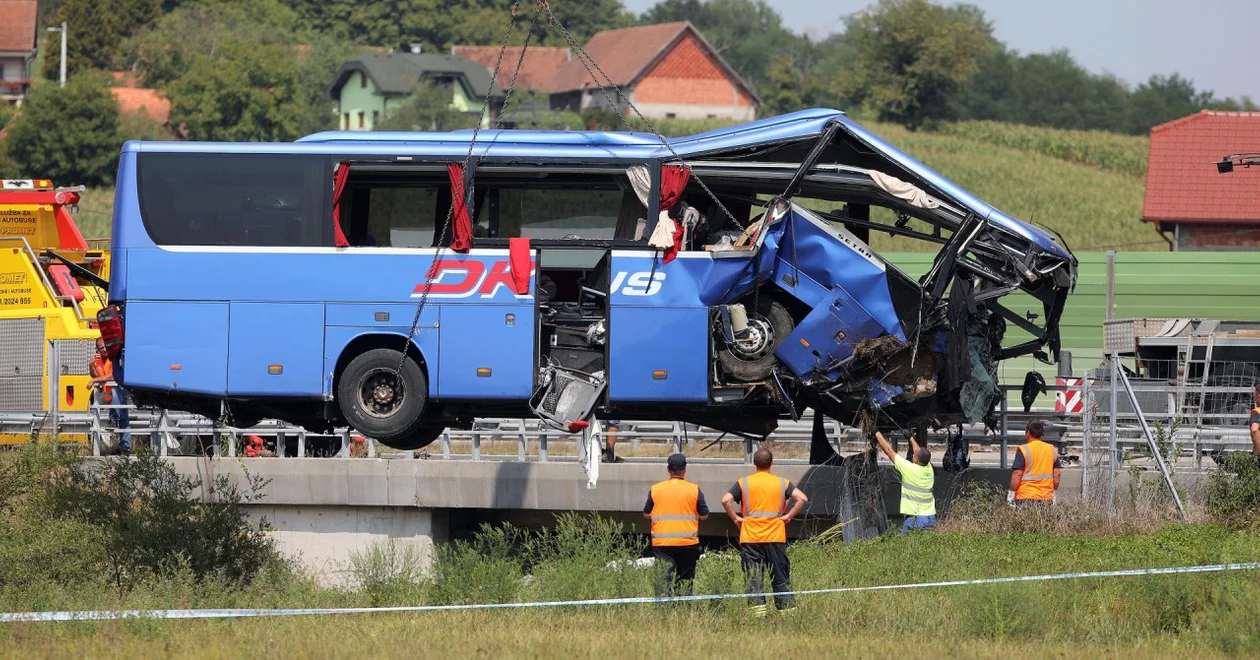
top-left (251, 504), bottom-right (448, 587)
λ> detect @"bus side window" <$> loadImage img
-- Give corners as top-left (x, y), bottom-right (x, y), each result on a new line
top-left (477, 170), bottom-right (645, 241)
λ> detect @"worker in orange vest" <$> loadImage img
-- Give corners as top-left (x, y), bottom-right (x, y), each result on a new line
top-left (643, 453), bottom-right (709, 596)
top-left (1008, 420), bottom-right (1061, 506)
top-left (721, 448), bottom-right (808, 616)
top-left (89, 337), bottom-right (131, 454)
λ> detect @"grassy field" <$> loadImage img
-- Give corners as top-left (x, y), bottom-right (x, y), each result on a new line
top-left (67, 118), bottom-right (1149, 253)
top-left (4, 521), bottom-right (1260, 657)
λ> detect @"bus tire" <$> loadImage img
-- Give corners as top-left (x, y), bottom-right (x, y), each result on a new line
top-left (717, 298), bottom-right (793, 382)
top-left (337, 348), bottom-right (429, 445)
top-left (378, 424), bottom-right (446, 451)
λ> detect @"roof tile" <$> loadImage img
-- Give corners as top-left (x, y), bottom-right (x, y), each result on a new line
top-left (0, 1), bottom-right (38, 54)
top-left (1143, 110), bottom-right (1260, 225)
top-left (549, 22), bottom-right (691, 92)
top-left (451, 46), bottom-right (571, 93)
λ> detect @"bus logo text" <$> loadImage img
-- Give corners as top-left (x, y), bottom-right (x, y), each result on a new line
top-left (413, 260), bottom-right (665, 299)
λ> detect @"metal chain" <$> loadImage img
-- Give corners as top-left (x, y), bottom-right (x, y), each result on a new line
top-left (394, 1), bottom-right (527, 377)
top-left (495, 4), bottom-right (545, 129)
top-left (540, 3), bottom-right (743, 229)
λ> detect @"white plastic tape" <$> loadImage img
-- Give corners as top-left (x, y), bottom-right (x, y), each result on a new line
top-left (4, 561), bottom-right (1258, 623)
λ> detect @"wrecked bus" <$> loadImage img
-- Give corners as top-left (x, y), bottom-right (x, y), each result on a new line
top-left (100, 109), bottom-right (1077, 450)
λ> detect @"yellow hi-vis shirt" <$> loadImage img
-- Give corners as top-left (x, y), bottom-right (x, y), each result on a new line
top-left (893, 455), bottom-right (936, 516)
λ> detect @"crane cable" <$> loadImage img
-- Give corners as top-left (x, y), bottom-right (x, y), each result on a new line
top-left (393, 1), bottom-right (542, 381)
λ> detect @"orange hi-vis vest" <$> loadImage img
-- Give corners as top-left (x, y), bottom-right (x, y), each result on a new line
top-left (90, 356), bottom-right (114, 404)
top-left (649, 478), bottom-right (701, 547)
top-left (738, 471), bottom-right (789, 544)
top-left (1015, 440), bottom-right (1056, 501)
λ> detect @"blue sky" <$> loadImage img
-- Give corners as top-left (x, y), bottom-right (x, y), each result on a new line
top-left (621, 0), bottom-right (1260, 101)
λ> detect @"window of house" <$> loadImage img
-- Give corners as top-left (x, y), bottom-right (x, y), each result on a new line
top-left (666, 112), bottom-right (677, 119)
top-left (360, 72), bottom-right (367, 88)
top-left (372, 110), bottom-right (379, 128)
top-left (343, 113), bottom-right (349, 130)
top-left (357, 112), bottom-right (365, 129)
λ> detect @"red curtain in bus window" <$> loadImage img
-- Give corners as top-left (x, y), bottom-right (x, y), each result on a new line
top-left (448, 163), bottom-right (472, 253)
top-left (659, 164), bottom-right (690, 263)
top-left (331, 162), bottom-right (350, 247)
top-left (508, 237), bottom-right (530, 295)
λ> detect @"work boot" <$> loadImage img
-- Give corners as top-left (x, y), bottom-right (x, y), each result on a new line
top-left (778, 606), bottom-right (798, 616)
top-left (602, 449), bottom-right (624, 464)
top-left (749, 604), bottom-right (768, 618)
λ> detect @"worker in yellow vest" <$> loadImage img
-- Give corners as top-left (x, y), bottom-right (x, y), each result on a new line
top-left (720, 448), bottom-right (808, 616)
top-left (643, 453), bottom-right (709, 595)
top-left (1009, 420), bottom-right (1061, 506)
top-left (874, 431), bottom-right (936, 533)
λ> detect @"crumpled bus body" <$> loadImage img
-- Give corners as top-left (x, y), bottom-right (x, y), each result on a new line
top-left (105, 109), bottom-right (1077, 447)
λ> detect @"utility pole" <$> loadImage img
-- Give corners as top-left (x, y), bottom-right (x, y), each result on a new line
top-left (46, 22), bottom-right (67, 88)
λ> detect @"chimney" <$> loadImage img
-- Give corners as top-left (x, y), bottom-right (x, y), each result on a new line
top-left (410, 43), bottom-right (422, 54)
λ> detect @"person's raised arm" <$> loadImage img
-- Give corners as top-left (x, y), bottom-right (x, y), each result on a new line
top-left (874, 431), bottom-right (897, 462)
top-left (909, 435), bottom-right (922, 455)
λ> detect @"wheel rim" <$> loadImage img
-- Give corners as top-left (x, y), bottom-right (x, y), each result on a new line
top-left (358, 368), bottom-right (405, 419)
top-left (730, 316), bottom-right (776, 362)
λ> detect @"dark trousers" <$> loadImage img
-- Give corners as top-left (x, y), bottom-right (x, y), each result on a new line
top-left (740, 542), bottom-right (793, 609)
top-left (652, 544), bottom-right (700, 596)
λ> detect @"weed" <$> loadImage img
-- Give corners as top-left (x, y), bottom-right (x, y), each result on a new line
top-left (1205, 452), bottom-right (1260, 527)
top-left (346, 540), bottom-right (428, 606)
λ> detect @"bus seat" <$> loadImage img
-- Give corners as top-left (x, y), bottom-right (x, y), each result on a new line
top-left (48, 264), bottom-right (85, 303)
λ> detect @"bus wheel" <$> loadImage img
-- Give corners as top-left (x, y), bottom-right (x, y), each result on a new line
top-left (717, 298), bottom-right (793, 382)
top-left (377, 424), bottom-right (446, 451)
top-left (338, 348), bottom-right (428, 445)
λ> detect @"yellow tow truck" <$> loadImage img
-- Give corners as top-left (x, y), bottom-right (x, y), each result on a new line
top-left (0, 179), bottom-right (110, 443)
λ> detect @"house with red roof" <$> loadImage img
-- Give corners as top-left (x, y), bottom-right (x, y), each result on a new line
top-left (1143, 110), bottom-right (1260, 250)
top-left (0, 0), bottom-right (38, 105)
top-left (452, 22), bottom-right (759, 122)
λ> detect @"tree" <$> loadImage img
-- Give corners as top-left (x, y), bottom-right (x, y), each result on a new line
top-left (287, 0), bottom-right (631, 51)
top-left (836, 0), bottom-right (994, 128)
top-left (376, 82), bottom-right (481, 132)
top-left (45, 0), bottom-right (161, 79)
top-left (1127, 74), bottom-right (1214, 134)
top-left (123, 0), bottom-right (299, 89)
top-left (3, 73), bottom-right (124, 186)
top-left (167, 40), bottom-right (306, 142)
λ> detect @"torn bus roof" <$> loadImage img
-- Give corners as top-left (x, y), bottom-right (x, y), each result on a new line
top-left (298, 108), bottom-right (1070, 262)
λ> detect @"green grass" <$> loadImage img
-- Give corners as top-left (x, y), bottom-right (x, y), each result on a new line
top-left (862, 121), bottom-right (1146, 253)
top-left (4, 522), bottom-right (1260, 656)
top-left (935, 120), bottom-right (1151, 179)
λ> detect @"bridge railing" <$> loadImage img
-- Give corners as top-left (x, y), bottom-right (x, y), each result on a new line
top-left (2, 381), bottom-right (1254, 465)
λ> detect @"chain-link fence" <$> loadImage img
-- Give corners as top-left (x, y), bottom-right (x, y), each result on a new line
top-left (1081, 356), bottom-right (1258, 510)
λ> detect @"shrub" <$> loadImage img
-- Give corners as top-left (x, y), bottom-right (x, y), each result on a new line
top-left (347, 539), bottom-right (428, 606)
top-left (1205, 452), bottom-right (1260, 527)
top-left (49, 448), bottom-right (282, 593)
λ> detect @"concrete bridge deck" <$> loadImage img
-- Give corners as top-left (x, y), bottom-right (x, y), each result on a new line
top-left (166, 456), bottom-right (1095, 584)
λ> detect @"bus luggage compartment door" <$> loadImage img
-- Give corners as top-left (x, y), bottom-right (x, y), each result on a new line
top-left (227, 302), bottom-right (325, 396)
top-left (438, 304), bottom-right (535, 399)
top-left (123, 301), bottom-right (229, 394)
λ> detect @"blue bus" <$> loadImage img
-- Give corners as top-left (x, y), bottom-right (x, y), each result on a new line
top-left (101, 109), bottom-right (1077, 451)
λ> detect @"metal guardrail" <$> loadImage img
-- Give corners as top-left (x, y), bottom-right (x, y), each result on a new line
top-left (3, 380), bottom-right (1254, 465)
